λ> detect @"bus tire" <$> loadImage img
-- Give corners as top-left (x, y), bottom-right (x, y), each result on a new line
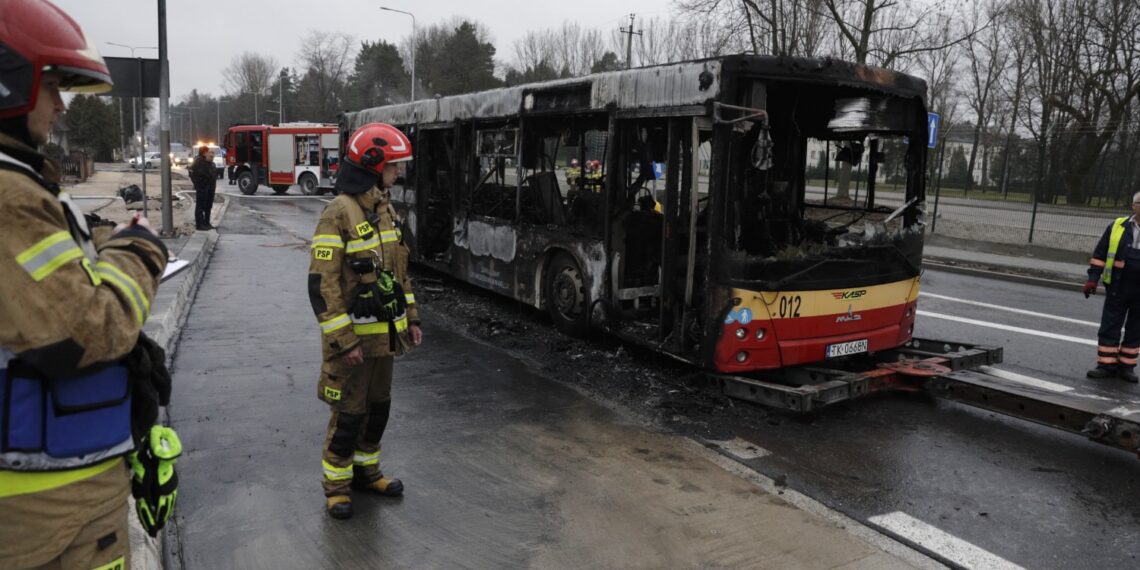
top-left (237, 170), bottom-right (258, 195)
top-left (272, 185), bottom-right (290, 195)
top-left (298, 172), bottom-right (318, 196)
top-left (545, 252), bottom-right (589, 336)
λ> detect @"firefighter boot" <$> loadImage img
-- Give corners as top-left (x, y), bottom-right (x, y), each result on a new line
top-left (1119, 367), bottom-right (1139, 384)
top-left (326, 495), bottom-right (353, 519)
top-left (1087, 365), bottom-right (1117, 380)
top-left (352, 466), bottom-right (404, 496)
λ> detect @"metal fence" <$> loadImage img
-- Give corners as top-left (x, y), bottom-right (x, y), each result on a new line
top-left (922, 124), bottom-right (1140, 252)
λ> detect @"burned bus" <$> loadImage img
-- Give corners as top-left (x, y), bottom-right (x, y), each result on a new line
top-left (342, 55), bottom-right (928, 376)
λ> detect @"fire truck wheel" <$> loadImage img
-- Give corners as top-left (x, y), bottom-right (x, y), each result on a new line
top-left (545, 252), bottom-right (589, 336)
top-left (237, 171), bottom-right (258, 195)
top-left (298, 173), bottom-right (318, 196)
top-left (272, 185), bottom-right (290, 195)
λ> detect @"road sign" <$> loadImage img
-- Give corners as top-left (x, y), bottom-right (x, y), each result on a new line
top-left (927, 112), bottom-right (940, 148)
top-left (652, 162), bottom-right (666, 180)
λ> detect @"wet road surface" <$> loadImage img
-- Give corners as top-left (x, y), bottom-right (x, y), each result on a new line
top-left (166, 195), bottom-right (922, 569)
top-left (173, 192), bottom-right (1140, 569)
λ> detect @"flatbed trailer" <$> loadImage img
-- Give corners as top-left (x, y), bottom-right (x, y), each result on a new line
top-left (713, 338), bottom-right (1140, 459)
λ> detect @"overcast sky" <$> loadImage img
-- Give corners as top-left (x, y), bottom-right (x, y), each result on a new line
top-left (54, 0), bottom-right (678, 101)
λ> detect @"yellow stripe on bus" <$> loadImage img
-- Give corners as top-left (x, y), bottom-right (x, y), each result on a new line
top-left (730, 277), bottom-right (919, 320)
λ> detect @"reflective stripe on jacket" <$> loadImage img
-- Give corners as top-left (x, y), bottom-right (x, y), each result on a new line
top-left (307, 186), bottom-right (418, 360)
top-left (0, 133), bottom-right (166, 486)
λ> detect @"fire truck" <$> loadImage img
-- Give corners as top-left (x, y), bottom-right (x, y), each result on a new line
top-left (223, 123), bottom-right (340, 195)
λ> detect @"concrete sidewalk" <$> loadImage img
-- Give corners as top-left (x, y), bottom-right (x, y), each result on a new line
top-left (923, 234), bottom-right (1089, 289)
top-left (164, 201), bottom-right (938, 570)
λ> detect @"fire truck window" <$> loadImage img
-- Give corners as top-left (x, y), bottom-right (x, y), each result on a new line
top-left (249, 133), bottom-right (263, 164)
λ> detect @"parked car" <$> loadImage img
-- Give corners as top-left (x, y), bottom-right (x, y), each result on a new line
top-left (128, 152), bottom-right (163, 170)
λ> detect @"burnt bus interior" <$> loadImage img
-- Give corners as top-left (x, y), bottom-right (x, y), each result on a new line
top-left (373, 60), bottom-right (927, 363)
top-left (716, 79), bottom-right (927, 294)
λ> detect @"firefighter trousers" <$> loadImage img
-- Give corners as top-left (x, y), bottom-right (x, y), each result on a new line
top-left (319, 356), bottom-right (394, 497)
top-left (1096, 291), bottom-right (1140, 369)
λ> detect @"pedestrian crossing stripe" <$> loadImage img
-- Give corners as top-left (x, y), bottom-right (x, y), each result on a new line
top-left (313, 247), bottom-right (334, 261)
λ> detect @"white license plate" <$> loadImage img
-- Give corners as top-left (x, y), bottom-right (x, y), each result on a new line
top-left (826, 339), bottom-right (868, 358)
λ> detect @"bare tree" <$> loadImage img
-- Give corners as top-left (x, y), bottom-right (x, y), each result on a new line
top-left (961, 0), bottom-right (1008, 195)
top-left (821, 0), bottom-right (977, 67)
top-left (1037, 0), bottom-right (1140, 203)
top-left (677, 0), bottom-right (828, 57)
top-left (222, 52), bottom-right (279, 122)
top-left (295, 31), bottom-right (354, 122)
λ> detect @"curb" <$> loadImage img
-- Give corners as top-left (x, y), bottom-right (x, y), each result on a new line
top-left (924, 257), bottom-right (1082, 293)
top-left (130, 197), bottom-right (230, 570)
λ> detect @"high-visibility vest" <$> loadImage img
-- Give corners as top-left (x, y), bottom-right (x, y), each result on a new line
top-left (1103, 216), bottom-right (1130, 285)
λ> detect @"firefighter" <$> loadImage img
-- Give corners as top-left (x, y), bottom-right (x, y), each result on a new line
top-left (308, 122), bottom-right (423, 519)
top-left (1083, 191), bottom-right (1140, 384)
top-left (566, 158), bottom-right (581, 192)
top-left (0, 1), bottom-right (179, 568)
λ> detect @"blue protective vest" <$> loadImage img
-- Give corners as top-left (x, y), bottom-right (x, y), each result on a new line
top-left (0, 357), bottom-right (134, 472)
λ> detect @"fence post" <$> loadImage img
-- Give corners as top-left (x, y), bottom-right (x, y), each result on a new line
top-left (931, 142), bottom-right (946, 233)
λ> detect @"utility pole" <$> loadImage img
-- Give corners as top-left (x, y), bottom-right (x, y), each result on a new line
top-left (279, 69), bottom-right (286, 124)
top-left (620, 13), bottom-right (642, 70)
top-left (159, 0), bottom-right (173, 236)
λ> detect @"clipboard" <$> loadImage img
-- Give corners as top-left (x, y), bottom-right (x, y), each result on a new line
top-left (162, 257), bottom-right (191, 282)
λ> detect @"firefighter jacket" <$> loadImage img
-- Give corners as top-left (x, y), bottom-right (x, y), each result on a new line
top-left (0, 133), bottom-right (168, 481)
top-left (308, 186), bottom-right (418, 361)
top-left (1088, 216), bottom-right (1138, 288)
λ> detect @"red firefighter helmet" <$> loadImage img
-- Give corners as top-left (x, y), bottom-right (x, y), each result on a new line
top-left (335, 122), bottom-right (413, 195)
top-left (0, 0), bottom-right (113, 119)
top-left (346, 122), bottom-right (413, 173)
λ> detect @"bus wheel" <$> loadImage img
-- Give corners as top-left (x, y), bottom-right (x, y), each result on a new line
top-left (545, 253), bottom-right (589, 335)
top-left (298, 173), bottom-right (318, 196)
top-left (272, 185), bottom-right (289, 195)
top-left (237, 171), bottom-right (258, 195)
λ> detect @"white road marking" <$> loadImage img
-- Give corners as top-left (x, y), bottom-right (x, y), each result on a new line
top-left (869, 511), bottom-right (1026, 570)
top-left (919, 292), bottom-right (1098, 327)
top-left (977, 366), bottom-right (1073, 393)
top-left (917, 310), bottom-right (1098, 347)
top-left (709, 437), bottom-right (770, 460)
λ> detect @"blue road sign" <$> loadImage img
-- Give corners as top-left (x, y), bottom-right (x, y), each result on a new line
top-left (927, 112), bottom-right (940, 148)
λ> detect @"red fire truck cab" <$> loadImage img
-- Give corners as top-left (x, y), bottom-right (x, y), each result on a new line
top-left (223, 123), bottom-right (340, 195)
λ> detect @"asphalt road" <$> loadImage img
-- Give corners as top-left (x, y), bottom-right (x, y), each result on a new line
top-left (732, 268), bottom-right (1140, 569)
top-left (165, 194), bottom-right (926, 569)
top-left (174, 192), bottom-right (1140, 569)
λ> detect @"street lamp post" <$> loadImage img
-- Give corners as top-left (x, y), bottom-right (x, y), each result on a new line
top-left (380, 6), bottom-right (416, 102)
top-left (186, 105), bottom-right (201, 145)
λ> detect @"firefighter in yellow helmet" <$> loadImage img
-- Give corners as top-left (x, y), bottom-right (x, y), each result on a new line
top-left (0, 1), bottom-right (179, 568)
top-left (308, 122), bottom-right (423, 519)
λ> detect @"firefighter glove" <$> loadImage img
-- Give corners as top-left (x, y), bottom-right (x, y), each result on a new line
top-left (127, 425), bottom-right (182, 537)
top-left (348, 271), bottom-right (403, 320)
top-left (1083, 280), bottom-right (1097, 298)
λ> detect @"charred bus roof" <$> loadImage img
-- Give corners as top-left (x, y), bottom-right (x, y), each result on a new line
top-left (344, 54), bottom-right (927, 129)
